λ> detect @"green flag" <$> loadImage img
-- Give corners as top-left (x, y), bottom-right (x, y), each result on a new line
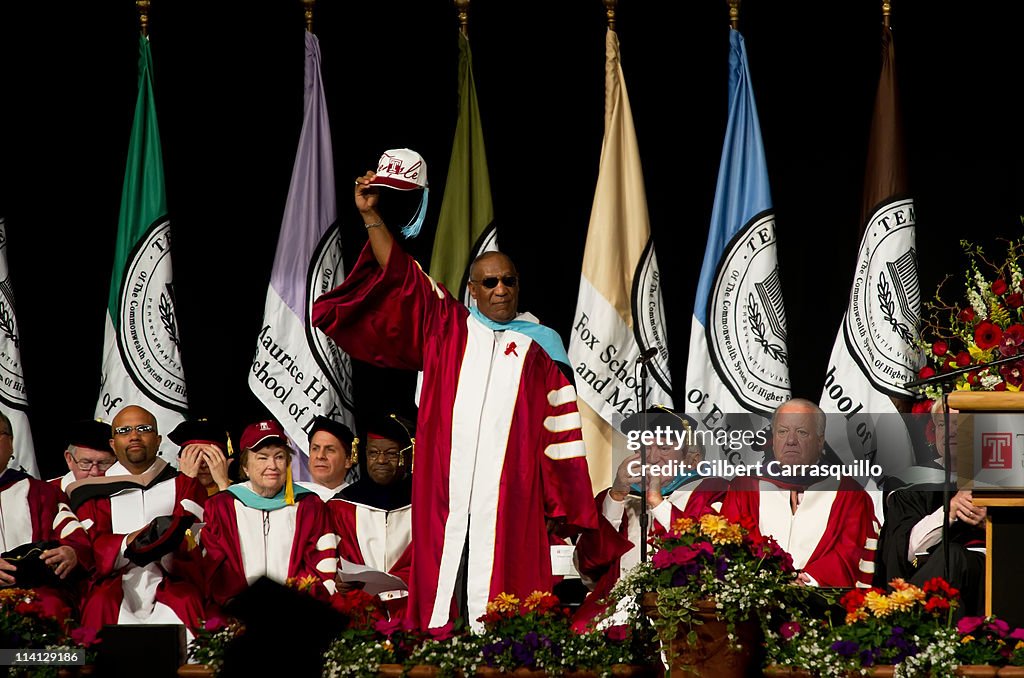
top-left (95, 36), bottom-right (186, 457)
top-left (429, 32), bottom-right (495, 303)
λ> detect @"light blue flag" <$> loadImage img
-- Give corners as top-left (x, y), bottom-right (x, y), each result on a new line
top-left (684, 29), bottom-right (790, 447)
top-left (249, 31), bottom-right (355, 475)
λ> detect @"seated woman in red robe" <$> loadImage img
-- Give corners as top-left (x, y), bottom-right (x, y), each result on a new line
top-left (199, 419), bottom-right (338, 613)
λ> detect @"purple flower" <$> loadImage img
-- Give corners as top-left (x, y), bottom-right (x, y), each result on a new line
top-left (512, 640), bottom-right (537, 668)
top-left (831, 640), bottom-right (860, 658)
top-left (1009, 628), bottom-right (1024, 641)
top-left (987, 618), bottom-right (1010, 637)
top-left (859, 647), bottom-right (882, 667)
top-left (715, 556), bottom-right (729, 580)
top-left (482, 639), bottom-right (512, 667)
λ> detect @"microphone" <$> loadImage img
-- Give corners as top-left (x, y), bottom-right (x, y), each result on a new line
top-left (638, 347), bottom-right (659, 364)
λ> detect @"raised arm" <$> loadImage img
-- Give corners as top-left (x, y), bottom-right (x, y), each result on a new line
top-left (355, 171), bottom-right (393, 269)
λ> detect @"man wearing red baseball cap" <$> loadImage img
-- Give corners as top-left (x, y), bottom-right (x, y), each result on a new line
top-left (199, 419), bottom-right (338, 611)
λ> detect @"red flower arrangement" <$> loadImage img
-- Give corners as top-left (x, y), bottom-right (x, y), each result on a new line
top-left (915, 238), bottom-right (1024, 399)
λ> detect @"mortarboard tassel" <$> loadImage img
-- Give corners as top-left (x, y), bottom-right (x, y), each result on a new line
top-left (285, 464), bottom-right (295, 505)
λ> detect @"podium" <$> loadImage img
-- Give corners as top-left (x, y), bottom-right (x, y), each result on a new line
top-left (947, 391), bottom-right (1024, 627)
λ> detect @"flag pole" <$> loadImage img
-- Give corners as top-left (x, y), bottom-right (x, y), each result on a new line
top-left (882, 0), bottom-right (891, 28)
top-left (454, 0), bottom-right (469, 38)
top-left (603, 0), bottom-right (617, 32)
top-left (136, 0), bottom-right (150, 37)
top-left (728, 0), bottom-right (740, 29)
top-left (303, 0), bottom-right (315, 33)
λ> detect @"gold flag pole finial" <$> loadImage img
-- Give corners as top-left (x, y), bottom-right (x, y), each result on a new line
top-left (728, 0), bottom-right (741, 30)
top-left (454, 0), bottom-right (470, 38)
top-left (303, 0), bottom-right (315, 33)
top-left (882, 0), bottom-right (892, 28)
top-left (136, 0), bottom-right (150, 37)
top-left (603, 0), bottom-right (618, 31)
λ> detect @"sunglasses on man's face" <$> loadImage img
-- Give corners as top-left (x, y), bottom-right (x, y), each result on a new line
top-left (472, 275), bottom-right (518, 289)
top-left (113, 424), bottom-right (156, 436)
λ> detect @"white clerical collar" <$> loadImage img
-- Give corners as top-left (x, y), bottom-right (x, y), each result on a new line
top-left (296, 480), bottom-right (349, 501)
top-left (106, 459), bottom-right (160, 477)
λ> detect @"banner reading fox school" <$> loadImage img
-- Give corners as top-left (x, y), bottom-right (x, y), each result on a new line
top-left (249, 31), bottom-right (354, 460)
top-left (684, 29), bottom-right (790, 461)
top-left (569, 29), bottom-right (672, 489)
top-left (96, 36), bottom-right (186, 458)
top-left (820, 24), bottom-right (920, 469)
top-left (0, 219), bottom-right (38, 477)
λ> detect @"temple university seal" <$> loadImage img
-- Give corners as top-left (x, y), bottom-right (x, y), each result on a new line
top-left (843, 197), bottom-right (922, 396)
top-left (116, 217), bottom-right (188, 410)
top-left (631, 240), bottom-right (672, 394)
top-left (0, 220), bottom-right (27, 409)
top-left (306, 225), bottom-right (354, 407)
top-left (707, 211), bottom-right (790, 413)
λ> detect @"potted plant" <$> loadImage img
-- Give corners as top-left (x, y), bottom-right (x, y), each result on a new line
top-left (321, 589), bottom-right (657, 677)
top-left (618, 513), bottom-right (806, 677)
top-left (765, 577), bottom-right (962, 676)
top-left (469, 591), bottom-right (655, 677)
top-left (956, 616), bottom-right (1024, 675)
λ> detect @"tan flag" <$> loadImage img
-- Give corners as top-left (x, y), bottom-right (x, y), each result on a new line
top-left (568, 29), bottom-right (672, 491)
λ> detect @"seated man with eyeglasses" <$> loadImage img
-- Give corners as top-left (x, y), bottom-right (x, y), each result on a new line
top-left (69, 405), bottom-right (207, 643)
top-left (330, 414), bottom-right (414, 619)
top-left (48, 420), bottom-right (117, 493)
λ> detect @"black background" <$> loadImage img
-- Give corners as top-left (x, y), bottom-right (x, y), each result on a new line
top-left (1, 1), bottom-right (1021, 479)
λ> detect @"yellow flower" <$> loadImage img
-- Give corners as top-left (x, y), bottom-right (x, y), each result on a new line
top-left (890, 578), bottom-right (909, 591)
top-left (845, 610), bottom-right (867, 624)
top-left (961, 635), bottom-right (975, 644)
top-left (969, 345), bottom-right (994, 362)
top-left (486, 592), bottom-right (520, 615)
top-left (698, 514), bottom-right (742, 544)
top-left (888, 587), bottom-right (924, 612)
top-left (1015, 641), bottom-right (1024, 650)
top-left (864, 591), bottom-right (893, 617)
top-left (672, 517), bottom-right (696, 534)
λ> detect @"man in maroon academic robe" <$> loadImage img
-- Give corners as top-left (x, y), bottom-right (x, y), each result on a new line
top-left (312, 166), bottom-right (598, 630)
top-left (47, 420), bottom-right (117, 493)
top-left (70, 405), bottom-right (207, 638)
top-left (330, 413), bottom-right (415, 619)
top-left (721, 399), bottom-right (877, 588)
top-left (0, 413), bottom-right (92, 618)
